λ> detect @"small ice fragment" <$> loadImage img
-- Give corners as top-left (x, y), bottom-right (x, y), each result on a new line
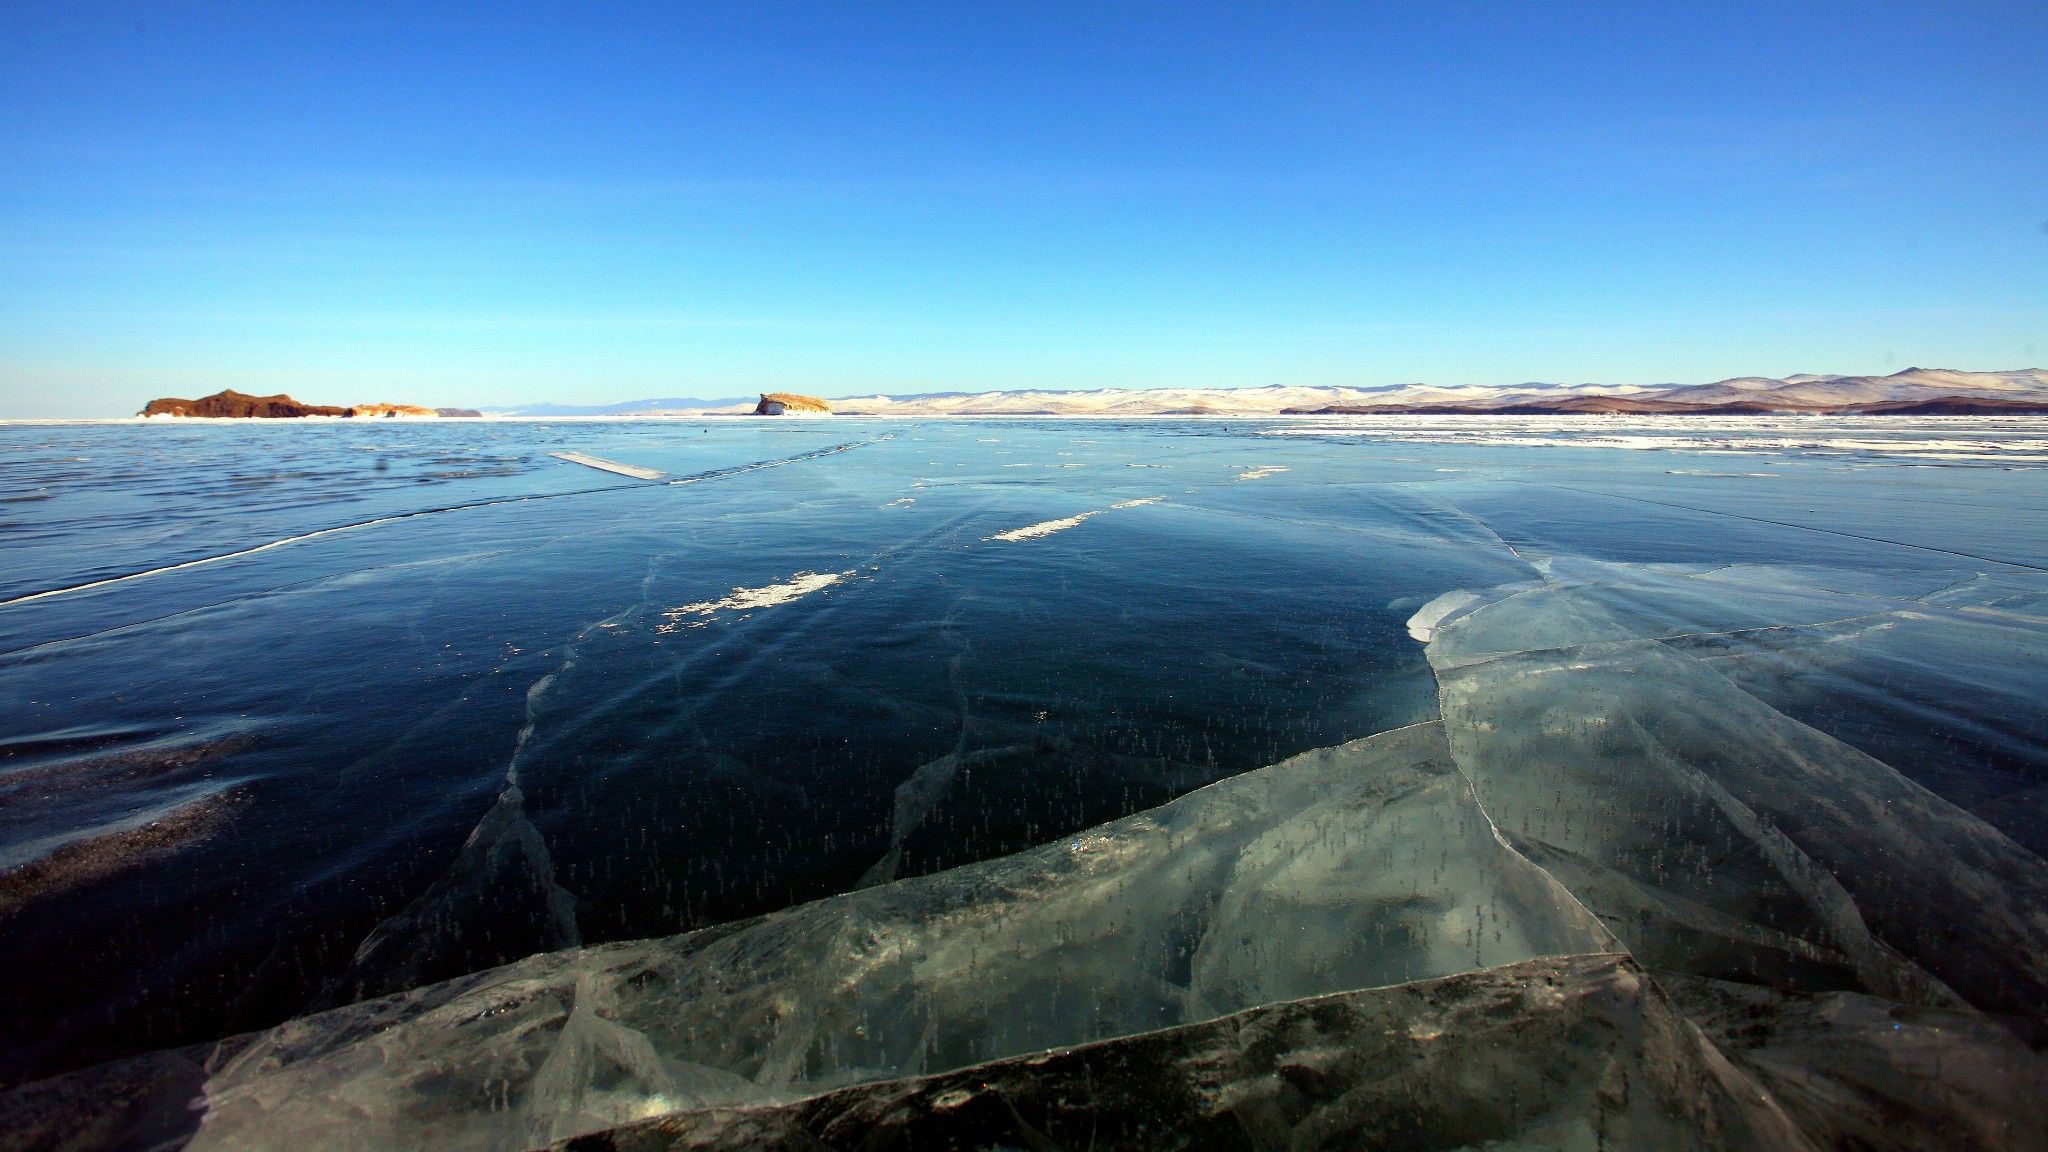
top-left (549, 452), bottom-right (664, 480)
top-left (1406, 590), bottom-right (1482, 643)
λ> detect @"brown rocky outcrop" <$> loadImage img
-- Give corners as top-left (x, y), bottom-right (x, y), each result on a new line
top-left (753, 392), bottom-right (833, 415)
top-left (139, 390), bottom-right (355, 418)
top-left (350, 403), bottom-right (439, 418)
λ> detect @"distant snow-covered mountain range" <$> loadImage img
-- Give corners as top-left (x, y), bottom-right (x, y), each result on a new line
top-left (480, 368), bottom-right (2048, 417)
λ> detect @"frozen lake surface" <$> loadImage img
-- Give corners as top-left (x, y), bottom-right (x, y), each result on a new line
top-left (3, 415), bottom-right (2047, 1148)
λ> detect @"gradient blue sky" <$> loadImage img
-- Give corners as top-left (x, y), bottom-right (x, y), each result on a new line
top-left (2, 2), bottom-right (2044, 416)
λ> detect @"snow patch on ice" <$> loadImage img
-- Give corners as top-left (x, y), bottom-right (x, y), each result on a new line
top-left (659, 571), bottom-right (847, 631)
top-left (985, 498), bottom-right (1162, 542)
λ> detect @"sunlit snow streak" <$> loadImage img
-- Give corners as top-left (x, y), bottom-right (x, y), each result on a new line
top-left (658, 570), bottom-right (848, 631)
top-left (985, 497), bottom-right (1162, 542)
top-left (0, 437), bottom-right (885, 608)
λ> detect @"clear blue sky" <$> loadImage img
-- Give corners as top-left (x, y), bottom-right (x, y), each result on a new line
top-left (2, 2), bottom-right (2044, 416)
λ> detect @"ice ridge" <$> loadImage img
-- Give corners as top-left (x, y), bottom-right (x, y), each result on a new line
top-left (175, 722), bottom-right (1613, 1149)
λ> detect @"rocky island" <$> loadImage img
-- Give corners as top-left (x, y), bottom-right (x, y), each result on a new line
top-left (752, 392), bottom-right (833, 415)
top-left (138, 390), bottom-right (461, 418)
top-left (140, 390), bottom-right (355, 418)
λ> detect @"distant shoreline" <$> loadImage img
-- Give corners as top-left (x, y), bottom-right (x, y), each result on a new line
top-left (11, 410), bottom-right (2048, 426)
top-left (83, 368), bottom-right (2047, 423)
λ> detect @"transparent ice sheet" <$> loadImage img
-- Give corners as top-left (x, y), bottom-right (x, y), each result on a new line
top-left (7, 421), bottom-right (2048, 1150)
top-left (180, 722), bottom-right (1611, 1149)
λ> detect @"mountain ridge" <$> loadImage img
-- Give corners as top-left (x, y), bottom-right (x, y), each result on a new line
top-left (473, 368), bottom-right (2048, 417)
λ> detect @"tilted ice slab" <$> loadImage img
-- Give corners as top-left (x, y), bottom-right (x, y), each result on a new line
top-left (1664, 973), bottom-right (2048, 1152)
top-left (582, 955), bottom-right (1814, 1152)
top-left (1664, 568), bottom-right (2048, 859)
top-left (175, 722), bottom-right (1611, 1150)
top-left (1413, 562), bottom-right (2048, 1036)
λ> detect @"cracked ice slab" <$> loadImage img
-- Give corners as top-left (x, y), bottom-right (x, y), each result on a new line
top-left (1411, 558), bottom-right (1946, 672)
top-left (571, 954), bottom-right (1815, 1152)
top-left (173, 722), bottom-right (1611, 1150)
top-left (1664, 973), bottom-right (2048, 1152)
top-left (1668, 595), bottom-right (2048, 856)
top-left (1419, 573), bottom-right (2048, 1037)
